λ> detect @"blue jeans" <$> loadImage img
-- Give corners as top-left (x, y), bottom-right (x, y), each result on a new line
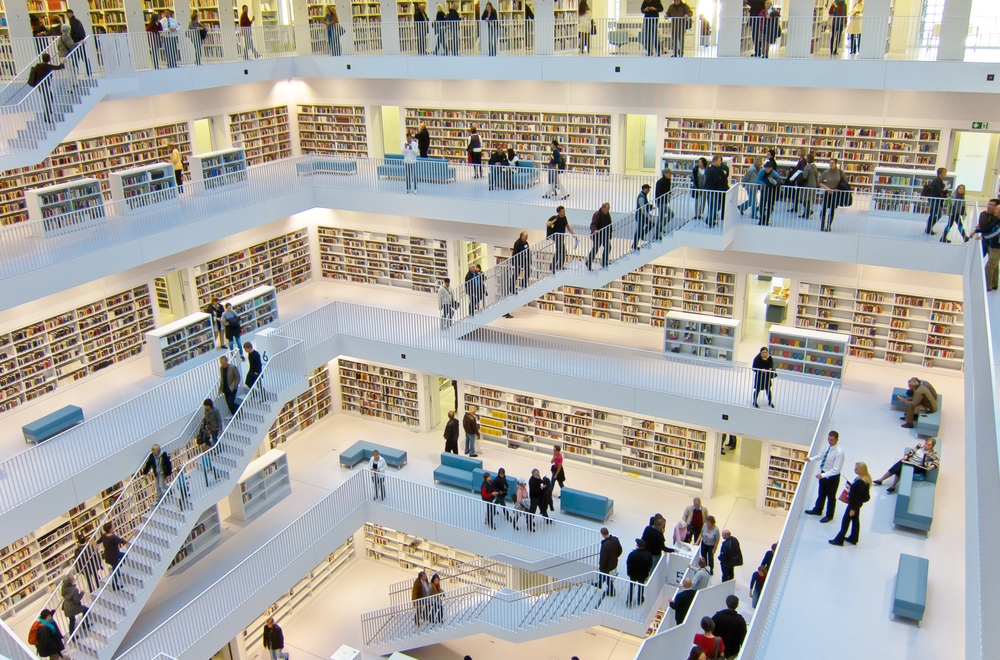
top-left (739, 185), bottom-right (758, 216)
top-left (228, 334), bottom-right (243, 357)
top-left (465, 432), bottom-right (476, 454)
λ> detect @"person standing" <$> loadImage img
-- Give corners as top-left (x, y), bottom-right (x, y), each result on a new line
top-left (141, 444), bottom-right (173, 501)
top-left (691, 157), bottom-right (709, 218)
top-left (973, 199), bottom-right (1000, 290)
top-left (222, 303), bottom-right (243, 357)
top-left (626, 539), bottom-right (653, 606)
top-left (199, 398), bottom-right (222, 483)
top-left (429, 573), bottom-right (445, 623)
top-left (847, 0), bottom-right (864, 55)
top-left (717, 530), bottom-right (743, 583)
top-left (756, 161), bottom-right (782, 226)
top-left (463, 406), bottom-right (480, 456)
top-left (190, 11), bottom-right (206, 65)
top-left (828, 0), bottom-right (847, 55)
top-left (699, 516), bottom-right (720, 575)
top-left (369, 449), bottom-right (387, 501)
top-left (798, 153), bottom-right (819, 219)
top-left (599, 527), bottom-right (623, 596)
top-left (219, 355), bottom-right (241, 416)
top-left (446, 3), bottom-right (461, 55)
top-left (705, 155), bottom-right (728, 226)
top-left (167, 141), bottom-right (184, 191)
top-left (544, 139), bottom-right (567, 199)
top-left (829, 462), bottom-right (872, 546)
top-left (942, 184), bottom-right (968, 243)
top-left (640, 0), bottom-right (663, 56)
top-left (240, 5), bottom-right (260, 59)
top-left (60, 576), bottom-right (87, 635)
top-left (668, 577), bottom-right (696, 625)
top-left (161, 9), bottom-right (180, 67)
top-left (467, 126), bottom-right (483, 178)
top-left (443, 410), bottom-right (460, 453)
top-left (146, 12), bottom-right (163, 69)
top-left (817, 158), bottom-right (844, 232)
top-left (325, 6), bottom-right (343, 55)
top-left (493, 467), bottom-right (511, 522)
top-left (414, 2), bottom-right (430, 54)
top-left (403, 132), bottom-right (419, 194)
top-left (682, 497), bottom-right (709, 543)
top-left (463, 263), bottom-right (478, 316)
top-left (654, 169), bottom-right (674, 236)
top-left (587, 202), bottom-right (612, 270)
top-left (550, 445), bottom-right (566, 496)
top-left (416, 122), bottom-right (431, 157)
top-left (632, 183), bottom-right (654, 250)
top-left (578, 0), bottom-right (593, 53)
top-left (262, 618), bottom-right (289, 660)
top-left (923, 167), bottom-right (950, 235)
top-left (693, 617), bottom-right (725, 659)
top-left (98, 522), bottom-right (126, 591)
top-left (545, 206), bottom-right (574, 271)
top-left (641, 514), bottom-right (669, 565)
top-left (666, 0), bottom-right (693, 57)
top-left (205, 296), bottom-right (225, 347)
top-left (481, 472), bottom-right (497, 529)
top-left (66, 9), bottom-right (91, 76)
top-left (438, 277), bottom-right (455, 328)
top-left (739, 157), bottom-right (761, 218)
top-left (33, 610), bottom-right (65, 660)
top-left (481, 2), bottom-right (499, 55)
top-left (434, 5), bottom-right (449, 54)
top-left (244, 342), bottom-right (262, 389)
top-left (689, 556), bottom-right (711, 590)
top-left (527, 467), bottom-right (550, 526)
top-left (805, 430), bottom-right (844, 522)
top-left (712, 595), bottom-right (747, 659)
top-left (751, 346), bottom-right (776, 408)
top-left (511, 231), bottom-right (530, 295)
top-left (27, 54), bottom-right (65, 125)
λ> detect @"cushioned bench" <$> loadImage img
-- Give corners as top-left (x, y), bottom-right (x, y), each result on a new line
top-left (487, 161), bottom-right (540, 190)
top-left (892, 553), bottom-right (929, 625)
top-left (560, 487), bottom-right (614, 522)
top-left (894, 464), bottom-right (938, 532)
top-left (433, 453), bottom-right (483, 491)
top-left (890, 387), bottom-right (942, 437)
top-left (376, 154), bottom-right (456, 183)
top-left (339, 440), bottom-right (408, 469)
top-left (296, 159), bottom-right (358, 176)
top-left (23, 405), bottom-right (84, 444)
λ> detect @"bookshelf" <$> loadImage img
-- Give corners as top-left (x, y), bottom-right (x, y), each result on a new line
top-left (760, 442), bottom-right (809, 514)
top-left (872, 167), bottom-right (956, 210)
top-left (228, 449), bottom-right (292, 521)
top-left (297, 105), bottom-right (369, 158)
top-left (241, 536), bottom-right (355, 651)
top-left (338, 358), bottom-right (422, 429)
top-left (0, 285), bottom-right (153, 416)
top-left (530, 264), bottom-right (737, 329)
top-left (494, 244), bottom-right (512, 265)
top-left (317, 227), bottom-right (450, 293)
top-left (190, 0), bottom-right (222, 27)
top-left (165, 505), bottom-right (222, 575)
top-left (143, 0), bottom-right (174, 21)
top-left (229, 106), bottom-right (292, 166)
top-left (144, 312), bottom-right (216, 376)
top-left (267, 366), bottom-right (332, 450)
top-left (404, 107), bottom-right (612, 172)
top-left (190, 148), bottom-right (248, 189)
top-left (795, 281), bottom-right (964, 371)
top-left (662, 117), bottom-right (943, 190)
top-left (108, 163), bottom-right (179, 213)
top-left (223, 285), bottom-right (279, 337)
top-left (192, 228), bottom-right (311, 307)
top-left (24, 179), bottom-right (106, 237)
top-left (664, 311), bottom-right (739, 362)
top-left (153, 277), bottom-right (170, 310)
top-left (364, 523), bottom-right (480, 572)
top-left (463, 382), bottom-right (710, 491)
top-left (0, 122), bottom-right (190, 227)
top-left (308, 1), bottom-right (335, 23)
top-left (660, 153), bottom-right (734, 184)
top-left (352, 0), bottom-right (381, 22)
top-left (89, 0), bottom-right (129, 33)
top-left (553, 0), bottom-right (578, 51)
top-left (767, 325), bottom-right (849, 380)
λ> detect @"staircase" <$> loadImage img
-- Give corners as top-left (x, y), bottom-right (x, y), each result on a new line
top-left (62, 340), bottom-right (307, 660)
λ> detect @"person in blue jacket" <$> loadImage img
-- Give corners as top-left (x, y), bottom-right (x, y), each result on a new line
top-left (756, 162), bottom-right (782, 226)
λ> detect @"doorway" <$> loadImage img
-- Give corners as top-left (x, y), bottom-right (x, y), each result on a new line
top-left (193, 118), bottom-right (215, 154)
top-left (713, 433), bottom-right (763, 502)
top-left (742, 274), bottom-right (790, 347)
top-left (625, 114), bottom-right (658, 175)
top-left (952, 130), bottom-right (1000, 201)
top-left (153, 270), bottom-right (190, 325)
top-left (460, 240), bottom-right (486, 271)
top-left (431, 377), bottom-right (457, 429)
top-left (379, 106), bottom-right (402, 156)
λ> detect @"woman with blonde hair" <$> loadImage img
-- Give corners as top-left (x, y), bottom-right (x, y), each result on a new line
top-left (829, 462), bottom-right (872, 546)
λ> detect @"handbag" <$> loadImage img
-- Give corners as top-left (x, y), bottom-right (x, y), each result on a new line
top-left (838, 485), bottom-right (850, 503)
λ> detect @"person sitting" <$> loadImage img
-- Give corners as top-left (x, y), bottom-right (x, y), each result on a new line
top-left (487, 148), bottom-right (508, 190)
top-left (895, 376), bottom-right (938, 429)
top-left (873, 438), bottom-right (940, 493)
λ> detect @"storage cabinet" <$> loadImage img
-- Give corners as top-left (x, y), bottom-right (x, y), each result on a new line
top-left (664, 311), bottom-right (739, 362)
top-left (144, 312), bottom-right (216, 376)
top-left (109, 163), bottom-right (179, 213)
top-left (228, 450), bottom-right (292, 521)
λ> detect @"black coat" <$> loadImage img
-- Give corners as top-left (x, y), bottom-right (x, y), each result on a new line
top-left (263, 623), bottom-right (284, 650)
top-left (493, 474), bottom-right (509, 499)
top-left (706, 164), bottom-right (728, 191)
top-left (626, 548), bottom-right (653, 583)
top-left (669, 587), bottom-right (696, 625)
top-left (752, 354), bottom-right (775, 388)
top-left (654, 175), bottom-right (672, 201)
top-left (141, 450), bottom-right (172, 478)
top-left (600, 535), bottom-right (623, 573)
top-left (528, 475), bottom-right (546, 499)
top-left (416, 128), bottom-right (430, 157)
top-left (712, 608), bottom-right (748, 657)
top-left (245, 349), bottom-right (263, 385)
top-left (641, 525), bottom-right (666, 557)
top-left (69, 16), bottom-right (87, 42)
top-left (845, 477), bottom-right (871, 511)
top-left (443, 417), bottom-right (460, 443)
top-left (718, 536), bottom-right (744, 567)
top-left (35, 620), bottom-right (65, 657)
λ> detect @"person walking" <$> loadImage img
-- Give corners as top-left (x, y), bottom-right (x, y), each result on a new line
top-left (98, 522), bottom-right (126, 591)
top-left (141, 444), bottom-right (172, 501)
top-left (805, 430), bottom-right (844, 522)
top-left (199, 398), bottom-right (222, 483)
top-left (599, 527), bottom-right (623, 596)
top-left (527, 467), bottom-right (550, 527)
top-left (751, 346), bottom-right (776, 408)
top-left (749, 565), bottom-right (767, 608)
top-left (717, 531), bottom-right (743, 583)
top-left (666, 0), bottom-right (693, 57)
top-left (262, 618), bottom-right (289, 660)
top-left (828, 0), bottom-right (847, 55)
top-left (545, 206), bottom-right (574, 271)
top-left (691, 157), bottom-right (709, 219)
top-left (668, 577), bottom-right (696, 625)
top-left (205, 296), bottom-right (225, 347)
top-left (640, 0), bottom-right (663, 56)
top-left (463, 263), bottom-right (478, 316)
top-left (481, 2), bottom-right (499, 55)
top-left (705, 155), bottom-right (728, 226)
top-left (654, 169), bottom-right (674, 236)
top-left (511, 231), bottom-right (530, 296)
top-left (434, 5), bottom-right (449, 54)
top-left (682, 497), bottom-right (709, 543)
top-left (438, 277), bottom-right (455, 328)
top-left (240, 5), bottom-right (260, 59)
top-left (739, 157), bottom-right (761, 218)
top-left (60, 576), bottom-right (87, 635)
top-left (942, 184), bottom-right (968, 242)
top-left (544, 139), bottom-right (567, 199)
top-left (923, 167), bottom-right (950, 235)
top-left (416, 122), bottom-right (431, 157)
top-left (403, 132), bottom-right (419, 193)
top-left (626, 539), bottom-right (653, 606)
top-left (27, 54), bottom-right (65, 125)
top-left (222, 303), bottom-right (243, 357)
top-left (190, 11), bottom-right (207, 65)
top-left (699, 516), bottom-right (720, 575)
top-left (550, 445), bottom-right (566, 496)
top-left (973, 199), bottom-right (1000, 290)
top-left (798, 153), bottom-right (819, 219)
top-left (474, 263), bottom-right (487, 311)
top-left (578, 0), bottom-right (593, 53)
top-left (414, 2), bottom-right (430, 54)
top-left (756, 161), bottom-right (782, 226)
top-left (74, 535), bottom-right (101, 593)
top-left (481, 472), bottom-right (498, 529)
top-left (587, 202), bottom-right (612, 270)
top-left (829, 462), bottom-right (872, 546)
top-left (57, 25), bottom-right (76, 75)
top-left (33, 610), bottom-right (65, 660)
top-left (694, 617), bottom-right (725, 659)
top-left (632, 184), bottom-right (654, 250)
top-left (219, 355), bottom-right (240, 416)
top-left (244, 342), bottom-right (262, 390)
top-left (429, 573), bottom-right (445, 623)
top-left (411, 571), bottom-right (431, 625)
top-left (463, 406), bottom-right (480, 457)
top-left (711, 595), bottom-right (747, 659)
top-left (818, 158), bottom-right (845, 232)
top-left (847, 0), bottom-right (864, 55)
top-left (369, 449), bottom-right (387, 500)
top-left (467, 126), bottom-right (483, 178)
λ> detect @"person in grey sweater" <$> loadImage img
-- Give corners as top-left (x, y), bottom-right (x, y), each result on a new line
top-left (739, 157), bottom-right (761, 218)
top-left (818, 158), bottom-right (845, 232)
top-left (798, 153), bottom-right (819, 219)
top-left (690, 556), bottom-right (711, 590)
top-left (699, 516), bottom-right (721, 575)
top-left (437, 278), bottom-right (454, 329)
top-left (60, 575), bottom-right (87, 634)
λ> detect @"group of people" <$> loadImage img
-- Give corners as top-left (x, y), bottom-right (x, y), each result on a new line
top-left (744, 0), bottom-right (864, 59)
top-left (143, 5), bottom-right (259, 68)
top-left (639, 0), bottom-right (695, 57)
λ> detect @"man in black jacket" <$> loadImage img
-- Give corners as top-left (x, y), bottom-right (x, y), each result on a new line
top-left (511, 231), bottom-right (530, 296)
top-left (244, 342), bottom-right (263, 390)
top-left (27, 54), bottom-right (65, 124)
top-left (668, 577), bottom-right (696, 625)
top-left (626, 539), bottom-right (653, 606)
top-left (717, 530), bottom-right (743, 582)
top-left (924, 167), bottom-right (950, 235)
top-left (599, 527), bottom-right (623, 596)
top-left (443, 410), bottom-right (460, 454)
top-left (141, 444), bottom-right (173, 501)
top-left (66, 10), bottom-right (92, 76)
top-left (462, 406), bottom-right (479, 456)
top-left (587, 203), bottom-right (612, 270)
top-left (654, 169), bottom-right (674, 237)
top-left (527, 468), bottom-right (549, 528)
top-left (712, 595), bottom-right (748, 658)
top-left (641, 515), bottom-right (667, 565)
top-left (463, 263), bottom-right (478, 316)
top-left (263, 617), bottom-right (289, 660)
top-left (705, 155), bottom-right (729, 226)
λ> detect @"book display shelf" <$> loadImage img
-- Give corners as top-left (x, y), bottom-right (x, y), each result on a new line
top-left (308, 1), bottom-right (334, 23)
top-left (317, 227), bottom-right (449, 293)
top-left (663, 117), bottom-right (943, 189)
top-left (223, 285), bottom-right (279, 337)
top-left (0, 285), bottom-right (153, 416)
top-left (144, 312), bottom-right (216, 376)
top-left (153, 277), bottom-right (170, 310)
top-left (190, 148), bottom-right (248, 189)
top-left (228, 449), bottom-right (292, 521)
top-left (463, 382), bottom-right (709, 491)
top-left (530, 264), bottom-right (737, 328)
top-left (664, 311), bottom-right (739, 362)
top-left (760, 442), bottom-right (809, 514)
top-left (767, 325), bottom-right (849, 380)
top-left (267, 366), bottom-right (332, 450)
top-left (338, 358), bottom-right (422, 429)
top-left (24, 179), bottom-right (105, 237)
top-left (108, 163), bottom-right (178, 213)
top-left (364, 523), bottom-right (481, 573)
top-left (193, 228), bottom-right (311, 307)
top-left (660, 153), bottom-right (734, 184)
top-left (404, 107), bottom-right (612, 172)
top-left (352, 0), bottom-right (381, 22)
top-left (872, 167), bottom-right (957, 213)
top-left (165, 505), bottom-right (222, 575)
top-left (297, 105), bottom-right (369, 158)
top-left (229, 106), bottom-right (292, 166)
top-left (89, 0), bottom-right (128, 33)
top-left (190, 0), bottom-right (222, 27)
top-left (795, 282), bottom-right (964, 371)
top-left (553, 0), bottom-right (579, 51)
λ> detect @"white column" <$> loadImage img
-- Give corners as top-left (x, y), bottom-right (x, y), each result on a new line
top-left (219, 0), bottom-right (238, 27)
top-left (783, 0), bottom-right (814, 58)
top-left (174, 0), bottom-right (192, 32)
top-left (292, 0), bottom-right (311, 54)
top-left (717, 0), bottom-right (742, 57)
top-left (379, 0), bottom-right (400, 54)
top-left (334, 0), bottom-right (356, 54)
top-left (937, 0), bottom-right (973, 61)
top-left (66, 0), bottom-right (94, 35)
top-left (887, 0), bottom-right (921, 57)
top-left (124, 0), bottom-right (147, 33)
top-left (859, 0), bottom-right (890, 59)
top-left (534, 0), bottom-right (554, 56)
top-left (5, 0), bottom-right (34, 42)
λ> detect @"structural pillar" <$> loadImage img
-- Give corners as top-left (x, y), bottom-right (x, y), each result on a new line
top-left (937, 0), bottom-right (973, 61)
top-left (334, 0), bottom-right (356, 55)
top-left (5, 0), bottom-right (35, 72)
top-left (858, 0), bottom-right (891, 59)
top-left (887, 0), bottom-right (922, 58)
top-left (783, 0), bottom-right (814, 59)
top-left (533, 0), bottom-right (554, 56)
top-left (292, 0), bottom-right (312, 55)
top-left (124, 0), bottom-right (147, 33)
top-left (379, 0), bottom-right (399, 54)
top-left (717, 0), bottom-right (742, 57)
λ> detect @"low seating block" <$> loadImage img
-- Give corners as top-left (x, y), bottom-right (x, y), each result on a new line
top-left (560, 487), bottom-right (614, 522)
top-left (23, 405), bottom-right (84, 444)
top-left (339, 440), bottom-right (408, 469)
top-left (892, 553), bottom-right (929, 624)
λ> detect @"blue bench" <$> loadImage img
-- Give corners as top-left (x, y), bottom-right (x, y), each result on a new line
top-left (892, 553), bottom-right (929, 625)
top-left (23, 405), bottom-right (84, 444)
top-left (377, 154), bottom-right (456, 183)
top-left (487, 161), bottom-right (540, 190)
top-left (890, 387), bottom-right (942, 437)
top-left (432, 453), bottom-right (519, 493)
top-left (894, 462), bottom-right (939, 532)
top-left (560, 487), bottom-right (614, 522)
top-left (296, 159), bottom-right (358, 176)
top-left (339, 440), bottom-right (408, 469)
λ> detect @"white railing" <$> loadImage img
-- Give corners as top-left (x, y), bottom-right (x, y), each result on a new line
top-left (634, 581), bottom-right (736, 660)
top-left (0, 618), bottom-right (35, 660)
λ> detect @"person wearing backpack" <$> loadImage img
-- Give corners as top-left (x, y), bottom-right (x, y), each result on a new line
top-left (693, 616), bottom-right (725, 659)
top-left (544, 139), bottom-right (567, 199)
top-left (467, 126), bottom-right (483, 179)
top-left (923, 167), bottom-right (950, 235)
top-left (829, 462), bottom-right (872, 546)
top-left (31, 610), bottom-right (65, 659)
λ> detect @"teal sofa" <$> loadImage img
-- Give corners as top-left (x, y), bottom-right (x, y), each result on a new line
top-left (377, 154), bottom-right (456, 183)
top-left (890, 386), bottom-right (942, 437)
top-left (560, 487), bottom-right (614, 522)
top-left (892, 553), bottom-right (928, 624)
top-left (339, 440), bottom-right (408, 469)
top-left (23, 405), bottom-right (84, 443)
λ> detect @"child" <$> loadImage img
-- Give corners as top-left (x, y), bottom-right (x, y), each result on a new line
top-left (942, 184), bottom-right (968, 243)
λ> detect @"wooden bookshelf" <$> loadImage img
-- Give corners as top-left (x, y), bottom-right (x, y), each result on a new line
top-left (760, 443), bottom-right (809, 513)
top-left (463, 382), bottom-right (709, 490)
top-left (338, 358), bottom-right (422, 429)
top-left (267, 366), bottom-right (332, 450)
top-left (297, 105), bottom-right (369, 158)
top-left (229, 106), bottom-right (292, 166)
top-left (0, 285), bottom-right (153, 416)
top-left (89, 0), bottom-right (129, 33)
top-left (0, 122), bottom-right (190, 226)
top-left (404, 107), bottom-right (612, 172)
top-left (795, 281), bottom-right (964, 371)
top-left (317, 227), bottom-right (449, 293)
top-left (663, 116), bottom-right (943, 190)
top-left (530, 264), bottom-right (737, 328)
top-left (768, 325), bottom-right (849, 380)
top-left (192, 228), bottom-right (311, 307)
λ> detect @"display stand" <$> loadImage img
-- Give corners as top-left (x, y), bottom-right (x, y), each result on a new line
top-left (190, 148), bottom-right (248, 190)
top-left (145, 312), bottom-right (216, 376)
top-left (223, 285), bottom-right (279, 337)
top-left (758, 442), bottom-right (809, 514)
top-left (663, 311), bottom-right (739, 362)
top-left (25, 179), bottom-right (106, 237)
top-left (768, 325), bottom-right (849, 380)
top-left (165, 505), bottom-right (222, 575)
top-left (317, 227), bottom-right (450, 293)
top-left (228, 449), bottom-right (291, 521)
top-left (109, 163), bottom-right (179, 213)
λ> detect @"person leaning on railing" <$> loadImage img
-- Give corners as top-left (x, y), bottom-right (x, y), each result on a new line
top-left (190, 11), bottom-right (207, 66)
top-left (27, 54), bottom-right (65, 125)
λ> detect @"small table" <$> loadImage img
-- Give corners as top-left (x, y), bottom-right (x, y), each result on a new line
top-left (765, 294), bottom-right (788, 323)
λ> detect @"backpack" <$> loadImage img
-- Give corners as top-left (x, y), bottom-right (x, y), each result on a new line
top-left (921, 181), bottom-right (933, 197)
top-left (28, 621), bottom-right (41, 645)
top-left (558, 153), bottom-right (567, 170)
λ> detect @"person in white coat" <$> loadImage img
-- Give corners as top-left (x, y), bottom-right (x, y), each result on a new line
top-left (369, 449), bottom-right (388, 500)
top-left (403, 134), bottom-right (419, 193)
top-left (437, 278), bottom-right (454, 329)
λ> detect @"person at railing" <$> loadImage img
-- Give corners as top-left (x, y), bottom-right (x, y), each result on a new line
top-left (463, 263), bottom-right (478, 315)
top-left (161, 9), bottom-right (181, 68)
top-left (467, 126), bottom-right (484, 178)
top-left (699, 14), bottom-right (711, 47)
top-left (204, 295), bottom-right (225, 347)
top-left (462, 405), bottom-right (480, 456)
top-left (74, 534), bottom-right (102, 592)
top-left (818, 158), bottom-right (846, 231)
top-left (240, 5), bottom-right (261, 59)
top-left (219, 355), bottom-right (241, 415)
top-left (632, 184), bottom-right (654, 250)
top-left (474, 263), bottom-right (487, 308)
top-left (481, 472), bottom-right (498, 529)
top-left (640, 0), bottom-right (663, 56)
top-left (525, 1), bottom-right (535, 51)
top-left (682, 497), bottom-right (708, 543)
top-left (654, 169), bottom-right (674, 236)
top-left (222, 303), bottom-right (244, 357)
top-left (487, 147), bottom-right (508, 190)
top-left (641, 514), bottom-right (668, 565)
top-left (625, 538), bottom-right (652, 606)
top-left (672, 520), bottom-right (690, 549)
top-left (751, 346), bottom-right (775, 408)
top-left (32, 15), bottom-right (48, 39)
top-left (244, 342), bottom-right (262, 390)
top-left (438, 277), bottom-right (456, 328)
top-left (847, 0), bottom-right (864, 56)
top-left (369, 449), bottom-right (387, 500)
top-left (749, 563), bottom-right (768, 608)
top-left (690, 157), bottom-right (709, 219)
top-left (796, 152), bottom-right (819, 219)
top-left (699, 516), bottom-right (720, 575)
top-left (429, 573), bottom-right (445, 623)
top-left (668, 577), bottom-right (696, 625)
top-left (141, 443), bottom-right (173, 501)
top-left (198, 398), bottom-right (222, 483)
top-left (411, 571), bottom-right (431, 626)
top-left (705, 155), bottom-right (728, 227)
top-left (923, 167), bottom-right (950, 235)
top-left (434, 5), bottom-right (449, 55)
top-left (760, 542), bottom-right (776, 571)
top-left (482, 2), bottom-right (499, 56)
top-left (190, 12), bottom-right (207, 65)
top-left (511, 230), bottom-right (530, 296)
top-left (546, 206), bottom-right (575, 271)
top-left (873, 438), bottom-right (939, 493)
top-left (446, 3), bottom-right (462, 55)
top-left (689, 556), bottom-right (710, 590)
top-left (599, 527), bottom-right (623, 597)
top-left (27, 54), bottom-right (65, 125)
top-left (416, 122), bottom-right (431, 157)
top-left (711, 595), bottom-right (748, 659)
top-left (66, 10), bottom-right (92, 77)
top-left (578, 0), bottom-right (593, 54)
top-left (262, 617), bottom-right (290, 660)
top-left (829, 0), bottom-right (848, 56)
top-left (60, 575), bottom-right (87, 635)
top-left (32, 609), bottom-right (65, 660)
top-left (805, 430), bottom-right (844, 522)
top-left (167, 140), bottom-right (184, 190)
top-left (694, 617), bottom-right (725, 659)
top-left (755, 160), bottom-right (782, 226)
top-left (47, 16), bottom-right (64, 37)
top-left (587, 202), bottom-right (612, 270)
top-left (415, 2), bottom-right (430, 55)
top-left (973, 198), bottom-right (1000, 290)
top-left (717, 530), bottom-right (743, 583)
top-left (738, 157), bottom-right (761, 218)
top-left (666, 0), bottom-right (694, 57)
top-left (98, 521), bottom-right (127, 591)
top-left (514, 478), bottom-right (530, 524)
top-left (941, 184), bottom-right (968, 243)
top-left (829, 461), bottom-right (872, 546)
top-left (57, 25), bottom-right (77, 77)
top-left (326, 6), bottom-right (343, 56)
top-left (527, 467), bottom-right (551, 527)
top-left (403, 132), bottom-right (419, 193)
top-left (494, 467), bottom-right (512, 525)
top-left (146, 13), bottom-right (163, 69)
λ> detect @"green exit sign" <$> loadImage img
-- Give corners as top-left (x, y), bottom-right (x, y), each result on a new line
top-left (973, 121), bottom-right (990, 130)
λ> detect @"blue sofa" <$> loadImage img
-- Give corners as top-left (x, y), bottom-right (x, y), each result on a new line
top-left (339, 440), bottom-right (408, 469)
top-left (296, 159), bottom-right (358, 176)
top-left (890, 386), bottom-right (942, 437)
top-left (560, 487), bottom-right (614, 522)
top-left (377, 154), bottom-right (456, 183)
top-left (893, 452), bottom-right (940, 532)
top-left (432, 453), bottom-right (519, 494)
top-left (487, 160), bottom-right (540, 190)
top-left (23, 405), bottom-right (84, 443)
top-left (892, 553), bottom-right (929, 624)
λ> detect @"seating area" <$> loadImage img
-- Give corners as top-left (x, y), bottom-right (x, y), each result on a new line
top-left (339, 440), bottom-right (408, 469)
top-left (432, 453), bottom-right (520, 493)
top-left (376, 154), bottom-right (456, 183)
top-left (559, 487), bottom-right (614, 522)
top-left (487, 160), bottom-right (540, 189)
top-left (892, 553), bottom-right (929, 625)
top-left (22, 405), bottom-right (84, 444)
top-left (890, 387), bottom-right (942, 437)
top-left (296, 159), bottom-right (359, 176)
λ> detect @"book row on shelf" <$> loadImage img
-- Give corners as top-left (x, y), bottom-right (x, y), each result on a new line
top-left (317, 226), bottom-right (450, 294)
top-left (364, 523), bottom-right (480, 573)
top-left (229, 105), bottom-right (293, 166)
top-left (338, 358), bottom-right (422, 428)
top-left (267, 366), bottom-right (333, 449)
top-left (229, 449), bottom-right (292, 521)
top-left (762, 443), bottom-right (810, 513)
top-left (297, 105), bottom-right (369, 158)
